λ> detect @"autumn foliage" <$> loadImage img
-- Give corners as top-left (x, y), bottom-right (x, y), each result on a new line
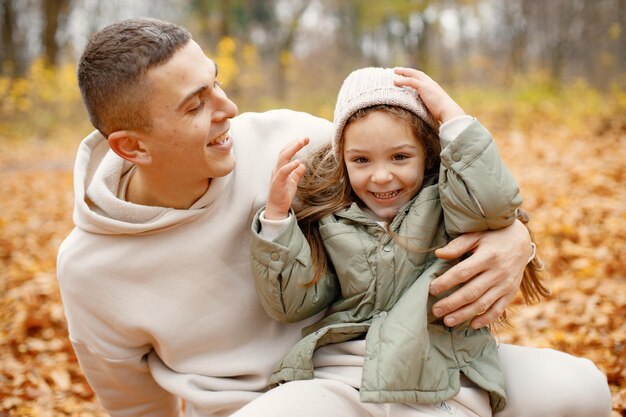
top-left (0, 88), bottom-right (625, 416)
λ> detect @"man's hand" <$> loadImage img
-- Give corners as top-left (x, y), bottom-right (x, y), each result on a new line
top-left (265, 138), bottom-right (309, 220)
top-left (430, 220), bottom-right (532, 329)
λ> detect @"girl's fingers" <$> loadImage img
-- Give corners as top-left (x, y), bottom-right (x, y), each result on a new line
top-left (274, 159), bottom-right (303, 183)
top-left (394, 67), bottom-right (423, 78)
top-left (291, 163), bottom-right (307, 183)
top-left (393, 75), bottom-right (422, 89)
top-left (392, 71), bottom-right (433, 95)
top-left (267, 160), bottom-right (304, 219)
top-left (276, 137), bottom-right (310, 168)
top-left (393, 67), bottom-right (433, 81)
top-left (267, 140), bottom-right (308, 220)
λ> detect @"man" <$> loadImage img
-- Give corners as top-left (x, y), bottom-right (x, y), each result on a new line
top-left (57, 18), bottom-right (611, 417)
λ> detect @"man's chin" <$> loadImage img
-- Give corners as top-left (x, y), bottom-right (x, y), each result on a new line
top-left (210, 158), bottom-right (236, 179)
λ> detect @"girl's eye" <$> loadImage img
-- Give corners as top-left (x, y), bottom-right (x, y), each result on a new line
top-left (393, 154), bottom-right (408, 161)
top-left (354, 157), bottom-right (369, 164)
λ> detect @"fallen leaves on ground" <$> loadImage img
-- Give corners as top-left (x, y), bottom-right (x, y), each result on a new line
top-left (0, 124), bottom-right (624, 416)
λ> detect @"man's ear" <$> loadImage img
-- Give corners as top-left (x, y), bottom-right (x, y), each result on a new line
top-left (107, 130), bottom-right (152, 165)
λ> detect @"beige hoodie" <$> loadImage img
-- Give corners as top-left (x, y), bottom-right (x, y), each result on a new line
top-left (57, 109), bottom-right (332, 417)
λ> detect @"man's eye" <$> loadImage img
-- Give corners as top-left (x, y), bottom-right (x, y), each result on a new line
top-left (187, 101), bottom-right (205, 114)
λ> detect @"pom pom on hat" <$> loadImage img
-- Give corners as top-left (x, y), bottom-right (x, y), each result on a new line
top-left (332, 67), bottom-right (439, 160)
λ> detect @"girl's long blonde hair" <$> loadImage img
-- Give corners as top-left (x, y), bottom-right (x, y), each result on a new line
top-left (514, 208), bottom-right (551, 304)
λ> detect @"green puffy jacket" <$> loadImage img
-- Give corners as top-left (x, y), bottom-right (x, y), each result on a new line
top-left (250, 120), bottom-right (522, 412)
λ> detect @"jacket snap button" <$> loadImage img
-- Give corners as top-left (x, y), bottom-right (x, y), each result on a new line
top-left (383, 245), bottom-right (392, 252)
top-left (271, 252), bottom-right (280, 261)
top-left (452, 152), bottom-right (462, 162)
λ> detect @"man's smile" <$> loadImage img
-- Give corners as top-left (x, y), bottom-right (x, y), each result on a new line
top-left (208, 130), bottom-right (230, 146)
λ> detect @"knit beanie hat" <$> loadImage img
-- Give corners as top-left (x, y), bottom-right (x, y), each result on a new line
top-left (332, 67), bottom-right (439, 160)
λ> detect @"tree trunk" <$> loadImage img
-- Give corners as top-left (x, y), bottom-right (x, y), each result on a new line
top-left (414, 15), bottom-right (431, 73)
top-left (1, 0), bottom-right (17, 76)
top-left (274, 1), bottom-right (309, 99)
top-left (219, 0), bottom-right (230, 38)
top-left (42, 0), bottom-right (71, 67)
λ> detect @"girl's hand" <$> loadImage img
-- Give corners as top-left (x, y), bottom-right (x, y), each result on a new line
top-left (393, 67), bottom-right (465, 124)
top-left (265, 138), bottom-right (310, 220)
top-left (429, 220), bottom-right (532, 329)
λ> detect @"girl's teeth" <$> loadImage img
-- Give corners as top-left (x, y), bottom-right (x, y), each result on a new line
top-left (374, 191), bottom-right (398, 199)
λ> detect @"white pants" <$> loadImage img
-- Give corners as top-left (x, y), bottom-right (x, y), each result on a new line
top-left (230, 344), bottom-right (612, 417)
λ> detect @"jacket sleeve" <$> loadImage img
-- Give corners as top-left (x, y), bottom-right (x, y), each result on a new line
top-left (250, 208), bottom-right (339, 323)
top-left (439, 119), bottom-right (522, 236)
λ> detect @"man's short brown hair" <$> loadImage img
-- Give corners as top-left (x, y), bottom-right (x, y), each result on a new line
top-left (78, 18), bottom-right (192, 137)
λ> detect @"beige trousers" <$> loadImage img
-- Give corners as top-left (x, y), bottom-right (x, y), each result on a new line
top-left (229, 344), bottom-right (612, 417)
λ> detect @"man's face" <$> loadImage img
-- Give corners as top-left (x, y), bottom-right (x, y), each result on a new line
top-left (138, 40), bottom-right (238, 185)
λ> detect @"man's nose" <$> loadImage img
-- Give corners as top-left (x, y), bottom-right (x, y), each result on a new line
top-left (212, 91), bottom-right (238, 121)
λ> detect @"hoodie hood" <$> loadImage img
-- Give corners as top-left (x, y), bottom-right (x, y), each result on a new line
top-left (72, 131), bottom-right (227, 235)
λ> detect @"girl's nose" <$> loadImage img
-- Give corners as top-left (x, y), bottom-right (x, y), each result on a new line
top-left (371, 168), bottom-right (393, 184)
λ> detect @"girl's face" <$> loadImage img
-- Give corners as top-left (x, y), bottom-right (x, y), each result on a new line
top-left (343, 110), bottom-right (426, 222)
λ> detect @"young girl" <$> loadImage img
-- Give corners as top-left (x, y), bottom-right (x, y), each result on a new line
top-left (250, 67), bottom-right (540, 416)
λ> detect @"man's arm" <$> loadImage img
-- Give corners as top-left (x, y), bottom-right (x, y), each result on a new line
top-left (70, 339), bottom-right (179, 417)
top-left (430, 220), bottom-right (532, 329)
top-left (58, 245), bottom-right (179, 417)
top-left (432, 120), bottom-right (527, 329)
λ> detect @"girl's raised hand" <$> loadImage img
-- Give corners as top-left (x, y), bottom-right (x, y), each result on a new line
top-left (393, 67), bottom-right (465, 124)
top-left (264, 137), bottom-right (310, 220)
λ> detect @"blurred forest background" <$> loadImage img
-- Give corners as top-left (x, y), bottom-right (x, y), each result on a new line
top-left (0, 0), bottom-right (624, 416)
